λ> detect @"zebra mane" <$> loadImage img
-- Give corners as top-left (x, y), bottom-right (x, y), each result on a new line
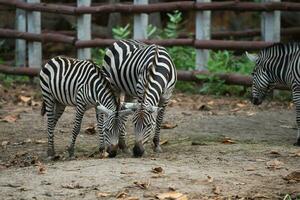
top-left (91, 62), bottom-right (119, 112)
top-left (142, 45), bottom-right (159, 108)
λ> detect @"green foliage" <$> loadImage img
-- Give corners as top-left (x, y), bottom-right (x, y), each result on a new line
top-left (0, 74), bottom-right (30, 87)
top-left (163, 10), bottom-right (183, 39)
top-left (197, 51), bottom-right (254, 96)
top-left (168, 46), bottom-right (195, 70)
top-left (92, 48), bottom-right (106, 66)
top-left (207, 50), bottom-right (254, 74)
top-left (112, 24), bottom-right (131, 40)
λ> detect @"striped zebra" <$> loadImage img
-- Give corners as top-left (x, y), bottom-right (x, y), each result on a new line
top-left (39, 56), bottom-right (133, 158)
top-left (246, 42), bottom-right (300, 146)
top-left (102, 39), bottom-right (177, 157)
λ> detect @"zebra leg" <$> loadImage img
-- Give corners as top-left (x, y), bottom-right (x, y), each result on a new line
top-left (68, 105), bottom-right (85, 158)
top-left (119, 117), bottom-right (130, 154)
top-left (153, 106), bottom-right (166, 153)
top-left (96, 113), bottom-right (106, 155)
top-left (46, 102), bottom-right (65, 158)
top-left (292, 89), bottom-right (300, 146)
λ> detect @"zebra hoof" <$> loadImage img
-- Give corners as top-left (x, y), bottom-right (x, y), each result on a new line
top-left (107, 145), bottom-right (118, 158)
top-left (133, 143), bottom-right (145, 157)
top-left (67, 147), bottom-right (75, 158)
top-left (293, 141), bottom-right (300, 146)
top-left (154, 145), bottom-right (163, 153)
top-left (47, 149), bottom-right (55, 157)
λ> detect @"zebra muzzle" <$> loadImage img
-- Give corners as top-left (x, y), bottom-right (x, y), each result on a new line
top-left (252, 97), bottom-right (262, 105)
top-left (107, 144), bottom-right (118, 158)
top-left (133, 142), bottom-right (145, 157)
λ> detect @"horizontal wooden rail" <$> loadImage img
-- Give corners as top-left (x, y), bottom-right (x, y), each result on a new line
top-left (0, 28), bottom-right (75, 44)
top-left (0, 28), bottom-right (274, 50)
top-left (0, 64), bottom-right (289, 90)
top-left (0, 1), bottom-right (299, 15)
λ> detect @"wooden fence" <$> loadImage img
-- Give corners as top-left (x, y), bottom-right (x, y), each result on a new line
top-left (0, 0), bottom-right (299, 88)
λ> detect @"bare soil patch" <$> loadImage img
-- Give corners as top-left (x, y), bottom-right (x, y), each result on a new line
top-left (0, 84), bottom-right (299, 200)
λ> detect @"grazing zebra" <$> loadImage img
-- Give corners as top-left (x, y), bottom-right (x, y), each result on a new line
top-left (102, 39), bottom-right (177, 157)
top-left (246, 42), bottom-right (300, 146)
top-left (39, 56), bottom-right (133, 158)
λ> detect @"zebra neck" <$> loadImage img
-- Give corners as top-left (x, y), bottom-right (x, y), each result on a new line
top-left (95, 77), bottom-right (117, 111)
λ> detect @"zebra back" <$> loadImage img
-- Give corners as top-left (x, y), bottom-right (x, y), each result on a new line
top-left (40, 56), bottom-right (117, 111)
top-left (102, 39), bottom-right (177, 106)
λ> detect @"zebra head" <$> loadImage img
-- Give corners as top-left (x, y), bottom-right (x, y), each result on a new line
top-left (97, 104), bottom-right (133, 158)
top-left (124, 102), bottom-right (159, 157)
top-left (246, 52), bottom-right (274, 105)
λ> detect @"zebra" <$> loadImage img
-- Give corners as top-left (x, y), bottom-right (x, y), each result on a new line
top-left (39, 56), bottom-right (133, 158)
top-left (102, 39), bottom-right (177, 157)
top-left (246, 42), bottom-right (300, 146)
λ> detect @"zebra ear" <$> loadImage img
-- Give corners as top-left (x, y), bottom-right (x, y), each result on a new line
top-left (97, 104), bottom-right (113, 116)
top-left (245, 51), bottom-right (258, 62)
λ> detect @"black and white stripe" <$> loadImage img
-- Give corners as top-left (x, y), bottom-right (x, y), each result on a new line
top-left (247, 43), bottom-right (300, 145)
top-left (40, 56), bottom-right (132, 158)
top-left (102, 39), bottom-right (177, 157)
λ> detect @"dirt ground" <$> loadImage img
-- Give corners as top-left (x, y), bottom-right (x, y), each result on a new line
top-left (0, 84), bottom-right (299, 200)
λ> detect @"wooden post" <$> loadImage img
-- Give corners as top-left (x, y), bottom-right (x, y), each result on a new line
top-left (77, 0), bottom-right (91, 59)
top-left (15, 0), bottom-right (26, 67)
top-left (261, 0), bottom-right (281, 42)
top-left (133, 0), bottom-right (148, 40)
top-left (27, 0), bottom-right (42, 68)
top-left (195, 0), bottom-right (211, 70)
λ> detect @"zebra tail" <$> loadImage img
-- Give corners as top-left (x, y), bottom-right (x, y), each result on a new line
top-left (41, 101), bottom-right (46, 116)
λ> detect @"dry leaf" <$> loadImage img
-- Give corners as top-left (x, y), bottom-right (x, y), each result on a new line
top-left (236, 103), bottom-right (247, 108)
top-left (230, 108), bottom-right (240, 112)
top-left (36, 161), bottom-right (47, 174)
top-left (161, 122), bottom-right (177, 129)
top-left (133, 180), bottom-right (150, 189)
top-left (19, 95), bottom-right (31, 104)
top-left (221, 137), bottom-right (235, 144)
top-left (1, 114), bottom-right (19, 123)
top-left (152, 167), bottom-right (163, 174)
top-left (207, 100), bottom-right (214, 105)
top-left (269, 150), bottom-right (281, 156)
top-left (31, 100), bottom-right (41, 107)
top-left (246, 111), bottom-right (256, 116)
top-left (123, 197), bottom-right (139, 200)
top-left (100, 151), bottom-right (109, 159)
top-left (1, 141), bottom-right (9, 146)
top-left (61, 183), bottom-right (83, 189)
top-left (253, 193), bottom-right (269, 199)
top-left (283, 171), bottom-right (300, 182)
top-left (266, 159), bottom-right (284, 170)
top-left (207, 176), bottom-right (214, 183)
top-left (156, 192), bottom-right (188, 200)
top-left (85, 125), bottom-right (96, 135)
top-left (96, 192), bottom-right (110, 197)
top-left (198, 104), bottom-right (212, 111)
top-left (35, 139), bottom-right (47, 144)
top-left (212, 185), bottom-right (221, 195)
top-left (159, 140), bottom-right (168, 146)
top-left (116, 191), bottom-right (128, 198)
top-left (289, 150), bottom-right (300, 157)
top-left (24, 139), bottom-right (32, 143)
top-left (244, 166), bottom-right (256, 171)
